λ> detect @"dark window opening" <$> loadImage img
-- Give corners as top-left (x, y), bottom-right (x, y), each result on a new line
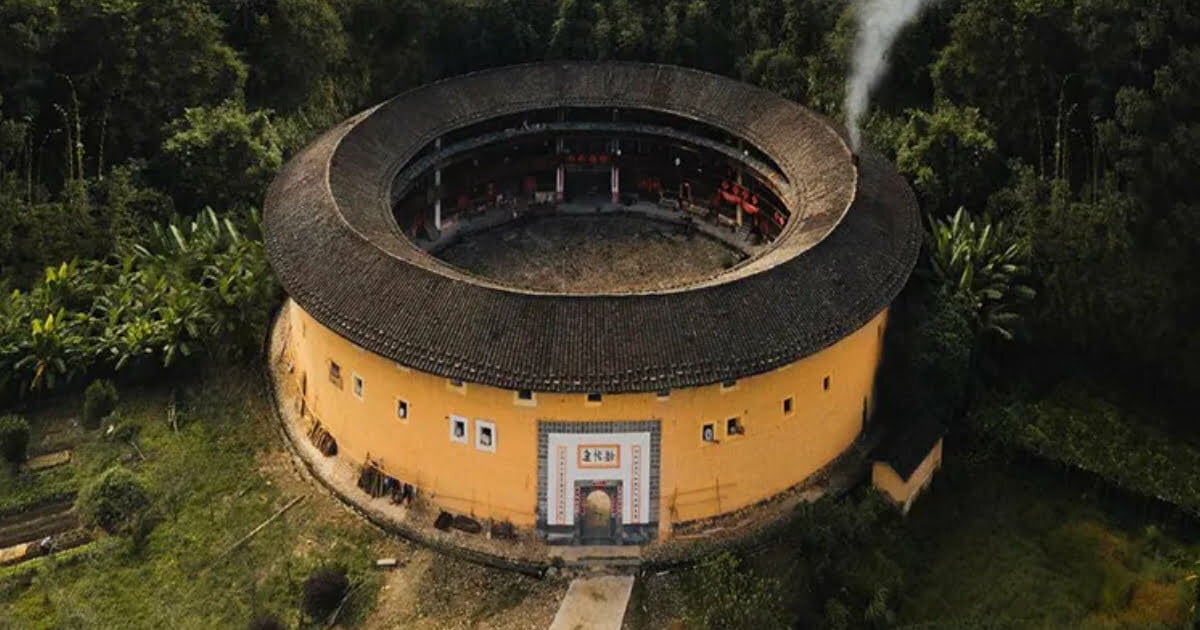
top-left (398, 400), bottom-right (409, 419)
top-left (587, 392), bottom-right (603, 403)
top-left (329, 361), bottom-right (342, 388)
top-left (702, 423), bottom-right (717, 443)
top-left (721, 379), bottom-right (737, 389)
top-left (823, 376), bottom-right (831, 391)
top-left (726, 417), bottom-right (744, 436)
top-left (518, 390), bottom-right (534, 401)
top-left (783, 397), bottom-right (794, 414)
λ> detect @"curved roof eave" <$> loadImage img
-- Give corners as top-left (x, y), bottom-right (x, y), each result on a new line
top-left (264, 62), bottom-right (921, 393)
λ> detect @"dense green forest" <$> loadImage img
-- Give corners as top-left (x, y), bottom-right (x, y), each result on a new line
top-left (2, 0), bottom-right (1196, 401)
top-left (1, 0), bottom-right (1198, 626)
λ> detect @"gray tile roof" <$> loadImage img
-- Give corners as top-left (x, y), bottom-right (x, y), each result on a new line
top-left (264, 62), bottom-right (921, 393)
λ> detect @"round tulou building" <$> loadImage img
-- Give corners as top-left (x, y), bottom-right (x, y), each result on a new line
top-left (265, 62), bottom-right (928, 552)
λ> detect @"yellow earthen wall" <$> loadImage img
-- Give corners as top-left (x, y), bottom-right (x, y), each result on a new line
top-left (283, 299), bottom-right (888, 531)
top-left (872, 438), bottom-right (944, 513)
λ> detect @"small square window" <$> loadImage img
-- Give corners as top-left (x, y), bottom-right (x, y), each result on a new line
top-left (720, 379), bottom-right (737, 390)
top-left (515, 389), bottom-right (536, 406)
top-left (352, 374), bottom-right (364, 400)
top-left (702, 423), bottom-right (717, 443)
top-left (329, 361), bottom-right (342, 388)
top-left (783, 397), bottom-right (794, 414)
top-left (587, 392), bottom-right (603, 403)
top-left (476, 420), bottom-right (497, 453)
top-left (397, 399), bottom-right (409, 420)
top-left (823, 376), bottom-right (831, 391)
top-left (449, 415), bottom-right (468, 444)
top-left (726, 417), bottom-right (743, 436)
top-left (656, 389), bottom-right (671, 400)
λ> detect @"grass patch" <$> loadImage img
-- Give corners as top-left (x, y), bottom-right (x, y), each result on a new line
top-left (0, 368), bottom-right (385, 629)
top-left (974, 384), bottom-right (1200, 517)
top-left (898, 457), bottom-right (1197, 629)
top-left (629, 448), bottom-right (1198, 629)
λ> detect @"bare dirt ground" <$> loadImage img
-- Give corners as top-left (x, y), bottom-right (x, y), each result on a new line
top-left (436, 214), bottom-right (743, 293)
top-left (361, 547), bottom-right (566, 630)
top-left (255, 394), bottom-right (569, 630)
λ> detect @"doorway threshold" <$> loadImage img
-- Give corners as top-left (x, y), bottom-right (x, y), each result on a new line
top-left (548, 544), bottom-right (642, 568)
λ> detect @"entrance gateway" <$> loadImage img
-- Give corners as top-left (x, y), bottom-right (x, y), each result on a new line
top-left (538, 420), bottom-right (661, 545)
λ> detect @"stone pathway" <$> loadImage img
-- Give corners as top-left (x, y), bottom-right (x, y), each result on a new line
top-left (548, 575), bottom-right (635, 630)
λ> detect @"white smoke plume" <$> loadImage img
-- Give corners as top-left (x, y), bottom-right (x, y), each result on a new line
top-left (845, 0), bottom-right (936, 151)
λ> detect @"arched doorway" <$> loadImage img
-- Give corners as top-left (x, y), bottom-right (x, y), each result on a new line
top-left (579, 483), bottom-right (619, 544)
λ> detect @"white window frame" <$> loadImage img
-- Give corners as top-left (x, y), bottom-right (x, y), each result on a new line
top-left (475, 419), bottom-right (497, 453)
top-left (449, 414), bottom-right (468, 444)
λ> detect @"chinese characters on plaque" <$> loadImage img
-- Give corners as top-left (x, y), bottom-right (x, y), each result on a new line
top-left (577, 445), bottom-right (620, 468)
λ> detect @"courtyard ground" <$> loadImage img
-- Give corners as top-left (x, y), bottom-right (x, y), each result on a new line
top-left (436, 213), bottom-right (744, 293)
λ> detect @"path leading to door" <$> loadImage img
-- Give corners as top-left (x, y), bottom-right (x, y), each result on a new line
top-left (548, 575), bottom-right (635, 630)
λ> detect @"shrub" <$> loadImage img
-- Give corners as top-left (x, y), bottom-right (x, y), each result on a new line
top-left (83, 379), bottom-right (119, 429)
top-left (0, 415), bottom-right (31, 463)
top-left (106, 416), bottom-right (141, 443)
top-left (76, 466), bottom-right (153, 536)
top-left (247, 614), bottom-right (285, 630)
top-left (302, 566), bottom-right (349, 620)
top-left (685, 552), bottom-right (790, 629)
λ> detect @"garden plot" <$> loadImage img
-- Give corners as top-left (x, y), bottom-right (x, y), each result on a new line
top-left (0, 499), bottom-right (91, 567)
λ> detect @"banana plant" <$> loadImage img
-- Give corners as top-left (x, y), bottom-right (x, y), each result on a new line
top-left (101, 314), bottom-right (170, 371)
top-left (926, 207), bottom-right (1036, 340)
top-left (32, 260), bottom-right (98, 312)
top-left (0, 208), bottom-right (276, 395)
top-left (155, 282), bottom-right (215, 366)
top-left (12, 308), bottom-right (88, 391)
